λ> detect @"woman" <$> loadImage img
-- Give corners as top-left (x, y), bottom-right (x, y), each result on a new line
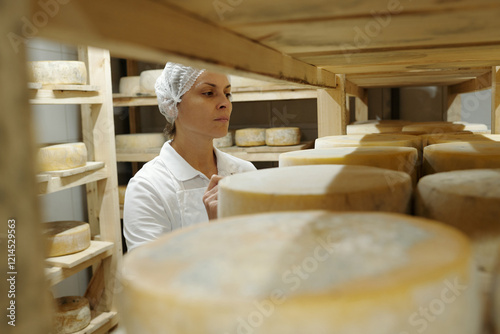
top-left (123, 62), bottom-right (256, 251)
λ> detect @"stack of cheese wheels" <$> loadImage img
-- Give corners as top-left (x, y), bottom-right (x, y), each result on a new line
top-left (115, 133), bottom-right (166, 151)
top-left (425, 133), bottom-right (500, 146)
top-left (27, 61), bottom-right (87, 85)
top-left (38, 143), bottom-right (87, 172)
top-left (346, 122), bottom-right (407, 134)
top-left (265, 127), bottom-right (301, 146)
top-left (53, 296), bottom-right (91, 334)
top-left (43, 221), bottom-right (91, 257)
top-left (218, 164), bottom-right (412, 217)
top-left (279, 147), bottom-right (418, 184)
top-left (423, 142), bottom-right (500, 175)
top-left (213, 130), bottom-right (235, 148)
top-left (119, 211), bottom-right (481, 334)
top-left (315, 133), bottom-right (421, 151)
top-left (235, 128), bottom-right (266, 147)
top-left (403, 121), bottom-right (468, 134)
top-left (119, 76), bottom-right (141, 96)
top-left (139, 69), bottom-right (163, 94)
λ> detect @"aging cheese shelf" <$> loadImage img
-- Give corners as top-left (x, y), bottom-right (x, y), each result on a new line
top-left (29, 84), bottom-right (103, 105)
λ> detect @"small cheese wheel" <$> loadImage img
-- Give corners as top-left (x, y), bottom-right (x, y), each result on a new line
top-left (120, 211), bottom-right (481, 334)
top-left (38, 143), bottom-right (87, 172)
top-left (347, 123), bottom-right (404, 134)
top-left (27, 61), bottom-right (87, 85)
top-left (218, 164), bottom-right (412, 218)
top-left (416, 169), bottom-right (500, 274)
top-left (119, 76), bottom-right (141, 95)
top-left (118, 185), bottom-right (127, 205)
top-left (265, 127), bottom-right (301, 146)
top-left (54, 296), bottom-right (91, 334)
top-left (235, 128), bottom-right (266, 147)
top-left (43, 221), bottom-right (91, 257)
top-left (139, 69), bottom-right (163, 94)
top-left (403, 122), bottom-right (467, 134)
top-left (213, 130), bottom-right (235, 148)
top-left (115, 133), bottom-right (166, 150)
top-left (315, 134), bottom-right (421, 151)
top-left (279, 147), bottom-right (418, 184)
top-left (423, 142), bottom-right (500, 175)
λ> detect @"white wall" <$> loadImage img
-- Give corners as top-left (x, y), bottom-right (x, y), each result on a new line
top-left (27, 38), bottom-right (90, 297)
top-left (461, 89), bottom-right (492, 130)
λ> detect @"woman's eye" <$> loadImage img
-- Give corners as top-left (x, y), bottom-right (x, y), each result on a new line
top-left (203, 91), bottom-right (214, 96)
top-left (225, 93), bottom-right (232, 99)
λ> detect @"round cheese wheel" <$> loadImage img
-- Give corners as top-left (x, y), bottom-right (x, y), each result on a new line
top-left (27, 61), bottom-right (87, 85)
top-left (43, 221), bottom-right (91, 257)
top-left (265, 127), bottom-right (301, 146)
top-left (420, 132), bottom-right (474, 147)
top-left (119, 76), bottom-right (141, 96)
top-left (38, 143), bottom-right (87, 172)
top-left (235, 128), bottom-right (266, 147)
top-left (119, 211), bottom-right (481, 334)
top-left (279, 146), bottom-right (418, 184)
top-left (403, 122), bottom-right (467, 134)
top-left (213, 130), bottom-right (235, 148)
top-left (347, 123), bottom-right (404, 134)
top-left (423, 142), bottom-right (500, 175)
top-left (118, 185), bottom-right (127, 206)
top-left (425, 133), bottom-right (500, 146)
top-left (315, 134), bottom-right (421, 151)
top-left (115, 133), bottom-right (166, 150)
top-left (416, 169), bottom-right (500, 274)
top-left (218, 164), bottom-right (412, 218)
top-left (54, 296), bottom-right (91, 334)
top-left (139, 69), bottom-right (163, 94)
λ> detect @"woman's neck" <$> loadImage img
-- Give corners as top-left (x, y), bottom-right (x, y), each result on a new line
top-left (171, 132), bottom-right (218, 179)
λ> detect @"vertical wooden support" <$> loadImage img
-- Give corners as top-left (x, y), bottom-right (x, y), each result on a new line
top-left (126, 59), bottom-right (141, 174)
top-left (317, 75), bottom-right (347, 137)
top-left (79, 47), bottom-right (122, 313)
top-left (493, 66), bottom-right (500, 134)
top-left (0, 1), bottom-right (53, 333)
top-left (446, 87), bottom-right (462, 122)
top-left (355, 96), bottom-right (369, 122)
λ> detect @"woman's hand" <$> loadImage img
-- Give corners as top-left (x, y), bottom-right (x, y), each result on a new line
top-left (203, 175), bottom-right (223, 220)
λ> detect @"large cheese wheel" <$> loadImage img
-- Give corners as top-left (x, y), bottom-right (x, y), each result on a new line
top-left (279, 147), bottom-right (418, 184)
top-left (119, 211), bottom-right (481, 334)
top-left (38, 143), bottom-right (87, 172)
top-left (213, 130), bottom-right (235, 148)
top-left (425, 133), bottom-right (500, 146)
top-left (347, 123), bottom-right (405, 134)
top-left (139, 69), bottom-right (163, 94)
top-left (54, 296), bottom-right (91, 334)
top-left (43, 221), bottom-right (91, 257)
top-left (423, 142), bottom-right (500, 175)
top-left (115, 133), bottom-right (166, 150)
top-left (453, 121), bottom-right (489, 133)
top-left (235, 128), bottom-right (266, 147)
top-left (27, 61), bottom-right (87, 85)
top-left (315, 134), bottom-right (421, 151)
top-left (416, 169), bottom-right (500, 274)
top-left (218, 164), bottom-right (412, 217)
top-left (265, 127), bottom-right (301, 146)
top-left (403, 122), bottom-right (467, 134)
top-left (119, 76), bottom-right (141, 96)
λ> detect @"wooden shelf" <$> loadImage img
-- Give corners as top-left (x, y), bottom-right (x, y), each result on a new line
top-left (218, 142), bottom-right (314, 162)
top-left (116, 148), bottom-right (160, 162)
top-left (30, 84), bottom-right (103, 105)
top-left (45, 241), bottom-right (114, 286)
top-left (37, 162), bottom-right (107, 195)
top-left (113, 93), bottom-right (157, 107)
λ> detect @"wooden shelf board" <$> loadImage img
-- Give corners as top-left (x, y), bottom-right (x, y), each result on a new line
top-left (37, 165), bottom-right (108, 195)
top-left (116, 148), bottom-right (160, 162)
top-left (113, 94), bottom-right (157, 107)
top-left (30, 88), bottom-right (103, 105)
top-left (76, 311), bottom-right (118, 334)
top-left (219, 141), bottom-right (313, 161)
top-left (29, 83), bottom-right (100, 91)
top-left (40, 161), bottom-right (105, 177)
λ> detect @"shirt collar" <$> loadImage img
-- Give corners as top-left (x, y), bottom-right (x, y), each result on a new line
top-left (159, 141), bottom-right (204, 181)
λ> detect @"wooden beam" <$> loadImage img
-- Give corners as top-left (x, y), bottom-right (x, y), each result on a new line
top-left (36, 0), bottom-right (336, 89)
top-left (1, 1), bottom-right (53, 333)
top-left (317, 75), bottom-right (347, 137)
top-left (449, 72), bottom-right (492, 95)
top-left (493, 66), bottom-right (500, 134)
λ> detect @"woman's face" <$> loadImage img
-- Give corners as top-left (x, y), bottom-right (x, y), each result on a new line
top-left (176, 71), bottom-right (232, 140)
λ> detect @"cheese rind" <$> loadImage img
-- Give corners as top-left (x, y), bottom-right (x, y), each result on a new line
top-left (43, 221), bottom-right (91, 257)
top-left (424, 133), bottom-right (500, 146)
top-left (27, 61), bottom-right (87, 85)
top-left (115, 133), bottom-right (166, 150)
top-left (120, 211), bottom-right (481, 334)
top-left (347, 123), bottom-right (404, 134)
top-left (265, 127), bottom-right (301, 146)
top-left (38, 143), bottom-right (87, 172)
top-left (119, 76), bottom-right (141, 95)
top-left (213, 130), bottom-right (235, 148)
top-left (315, 134), bottom-right (421, 151)
top-left (139, 69), bottom-right (163, 94)
top-left (235, 128), bottom-right (266, 147)
top-left (54, 296), bottom-right (91, 334)
top-left (218, 164), bottom-right (412, 217)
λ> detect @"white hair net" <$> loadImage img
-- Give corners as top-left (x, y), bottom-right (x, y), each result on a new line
top-left (155, 62), bottom-right (205, 123)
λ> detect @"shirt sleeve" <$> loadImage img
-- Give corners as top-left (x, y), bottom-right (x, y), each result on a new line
top-left (123, 175), bottom-right (173, 252)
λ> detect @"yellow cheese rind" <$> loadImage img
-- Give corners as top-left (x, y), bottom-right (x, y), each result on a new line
top-left (235, 128), bottom-right (266, 147)
top-left (120, 211), bottom-right (480, 334)
top-left (119, 76), bottom-right (141, 95)
top-left (27, 61), bottom-right (87, 85)
top-left (38, 143), bottom-right (87, 172)
top-left (315, 134), bottom-right (421, 151)
top-left (115, 133), bottom-right (166, 150)
top-left (347, 123), bottom-right (404, 134)
top-left (54, 296), bottom-right (91, 334)
top-left (403, 122), bottom-right (467, 134)
top-left (423, 142), bottom-right (500, 175)
top-left (424, 133), bottom-right (500, 146)
top-left (139, 69), bottom-right (163, 94)
top-left (416, 169), bottom-right (500, 274)
top-left (43, 221), bottom-right (91, 257)
top-left (265, 127), bottom-right (301, 146)
top-left (218, 164), bottom-right (412, 217)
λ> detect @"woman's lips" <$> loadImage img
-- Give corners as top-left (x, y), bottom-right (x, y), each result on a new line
top-left (214, 117), bottom-right (229, 122)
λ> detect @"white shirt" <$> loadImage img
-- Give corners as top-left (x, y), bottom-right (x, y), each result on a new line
top-left (123, 141), bottom-right (256, 251)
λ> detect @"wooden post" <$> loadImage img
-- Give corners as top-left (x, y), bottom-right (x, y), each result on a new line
top-left (446, 87), bottom-right (462, 122)
top-left (317, 75), bottom-right (347, 137)
top-left (355, 96), bottom-right (369, 122)
top-left (493, 66), bottom-right (500, 134)
top-left (0, 1), bottom-right (53, 333)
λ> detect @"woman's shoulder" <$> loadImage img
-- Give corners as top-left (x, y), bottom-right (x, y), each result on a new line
top-left (215, 148), bottom-right (257, 173)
